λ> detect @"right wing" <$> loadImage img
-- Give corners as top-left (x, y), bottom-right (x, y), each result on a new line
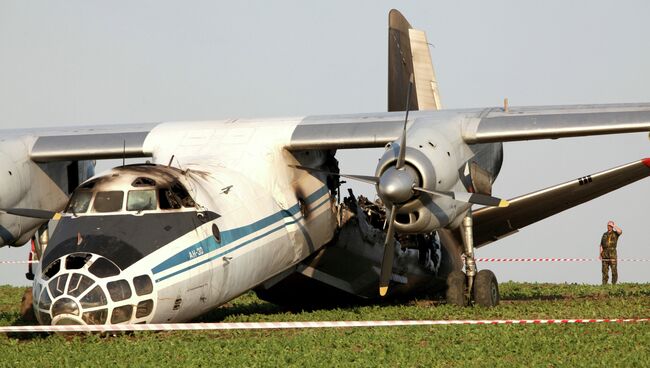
top-left (472, 158), bottom-right (650, 247)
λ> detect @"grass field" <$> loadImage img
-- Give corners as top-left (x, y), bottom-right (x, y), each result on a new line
top-left (0, 283), bottom-right (648, 367)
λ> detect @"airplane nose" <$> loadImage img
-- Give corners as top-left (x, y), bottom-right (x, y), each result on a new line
top-left (34, 253), bottom-right (156, 326)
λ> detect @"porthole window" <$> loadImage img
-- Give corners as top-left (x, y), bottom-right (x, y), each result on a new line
top-left (107, 280), bottom-right (132, 302)
top-left (80, 286), bottom-right (107, 308)
top-left (212, 224), bottom-right (221, 243)
top-left (48, 274), bottom-right (68, 299)
top-left (136, 299), bottom-right (154, 318)
top-left (111, 305), bottom-right (133, 324)
top-left (89, 258), bottom-right (120, 278)
top-left (133, 275), bottom-right (153, 296)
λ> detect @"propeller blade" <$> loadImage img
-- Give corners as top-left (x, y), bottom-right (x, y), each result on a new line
top-left (395, 74), bottom-right (414, 170)
top-left (1, 208), bottom-right (62, 220)
top-left (413, 187), bottom-right (510, 208)
top-left (379, 204), bottom-right (399, 296)
top-left (289, 165), bottom-right (379, 184)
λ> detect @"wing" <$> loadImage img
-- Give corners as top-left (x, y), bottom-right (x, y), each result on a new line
top-left (472, 158), bottom-right (650, 247)
top-left (462, 103), bottom-right (650, 144)
top-left (288, 103), bottom-right (650, 150)
top-left (4, 123), bottom-right (158, 162)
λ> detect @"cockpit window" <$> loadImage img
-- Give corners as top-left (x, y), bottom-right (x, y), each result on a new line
top-left (65, 191), bottom-right (92, 214)
top-left (127, 190), bottom-right (157, 212)
top-left (159, 182), bottom-right (195, 209)
top-left (93, 191), bottom-right (124, 212)
top-left (131, 177), bottom-right (156, 187)
top-left (158, 188), bottom-right (181, 209)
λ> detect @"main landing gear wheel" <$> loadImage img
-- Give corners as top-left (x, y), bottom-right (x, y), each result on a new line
top-left (445, 270), bottom-right (467, 306)
top-left (473, 269), bottom-right (499, 307)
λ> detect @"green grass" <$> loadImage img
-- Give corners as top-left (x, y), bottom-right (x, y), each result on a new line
top-left (0, 283), bottom-right (648, 367)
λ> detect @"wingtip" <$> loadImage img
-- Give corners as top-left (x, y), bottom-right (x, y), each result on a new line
top-left (379, 286), bottom-right (388, 297)
top-left (643, 158), bottom-right (650, 168)
top-left (498, 199), bottom-right (510, 208)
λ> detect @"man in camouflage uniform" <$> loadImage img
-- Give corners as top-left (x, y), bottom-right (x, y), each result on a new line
top-left (600, 220), bottom-right (622, 285)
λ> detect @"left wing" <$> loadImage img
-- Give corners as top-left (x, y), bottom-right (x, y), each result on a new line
top-left (461, 103), bottom-right (650, 144)
top-left (472, 158), bottom-right (650, 247)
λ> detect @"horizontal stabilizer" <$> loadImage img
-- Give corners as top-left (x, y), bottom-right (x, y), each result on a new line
top-left (472, 158), bottom-right (650, 247)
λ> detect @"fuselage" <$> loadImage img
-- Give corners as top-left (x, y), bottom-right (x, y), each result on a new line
top-left (30, 113), bottom-right (503, 325)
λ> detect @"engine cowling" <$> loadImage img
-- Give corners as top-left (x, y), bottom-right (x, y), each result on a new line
top-left (0, 136), bottom-right (88, 246)
top-left (374, 123), bottom-right (464, 233)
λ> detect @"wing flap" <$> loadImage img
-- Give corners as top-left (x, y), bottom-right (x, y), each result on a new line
top-left (30, 131), bottom-right (152, 162)
top-left (289, 113), bottom-right (404, 150)
top-left (472, 158), bottom-right (650, 247)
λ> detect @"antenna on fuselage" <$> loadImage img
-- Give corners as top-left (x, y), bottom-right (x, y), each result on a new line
top-left (167, 155), bottom-right (175, 167)
top-left (122, 140), bottom-right (126, 167)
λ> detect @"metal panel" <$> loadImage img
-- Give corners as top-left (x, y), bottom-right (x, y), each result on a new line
top-left (30, 131), bottom-right (151, 162)
top-left (289, 112), bottom-right (408, 149)
top-left (408, 28), bottom-right (440, 110)
top-left (472, 159), bottom-right (650, 247)
top-left (463, 103), bottom-right (650, 143)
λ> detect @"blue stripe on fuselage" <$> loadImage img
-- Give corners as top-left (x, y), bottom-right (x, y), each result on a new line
top-left (152, 185), bottom-right (330, 281)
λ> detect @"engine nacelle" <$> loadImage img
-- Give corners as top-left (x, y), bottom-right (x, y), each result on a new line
top-left (0, 136), bottom-right (90, 246)
top-left (375, 119), bottom-right (465, 233)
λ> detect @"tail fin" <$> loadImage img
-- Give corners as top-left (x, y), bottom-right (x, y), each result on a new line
top-left (388, 9), bottom-right (441, 112)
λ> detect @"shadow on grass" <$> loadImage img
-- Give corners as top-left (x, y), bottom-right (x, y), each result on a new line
top-left (2, 311), bottom-right (50, 341)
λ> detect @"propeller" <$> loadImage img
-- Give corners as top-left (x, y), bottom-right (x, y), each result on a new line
top-left (291, 73), bottom-right (509, 296)
top-left (0, 208), bottom-right (62, 220)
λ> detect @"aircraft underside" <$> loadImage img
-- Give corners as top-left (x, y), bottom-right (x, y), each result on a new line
top-left (255, 190), bottom-right (461, 307)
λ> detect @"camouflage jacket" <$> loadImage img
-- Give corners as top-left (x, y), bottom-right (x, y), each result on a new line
top-left (601, 231), bottom-right (621, 250)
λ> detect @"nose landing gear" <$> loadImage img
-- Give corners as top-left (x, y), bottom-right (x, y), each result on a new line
top-left (445, 214), bottom-right (499, 307)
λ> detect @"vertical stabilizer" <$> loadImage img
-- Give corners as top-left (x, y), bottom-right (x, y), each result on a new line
top-left (388, 9), bottom-right (441, 111)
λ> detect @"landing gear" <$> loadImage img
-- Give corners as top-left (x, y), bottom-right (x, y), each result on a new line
top-left (473, 269), bottom-right (499, 307)
top-left (445, 270), bottom-right (467, 306)
top-left (445, 213), bottom-right (500, 307)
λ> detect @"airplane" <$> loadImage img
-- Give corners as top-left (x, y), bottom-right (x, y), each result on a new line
top-left (0, 9), bottom-right (649, 326)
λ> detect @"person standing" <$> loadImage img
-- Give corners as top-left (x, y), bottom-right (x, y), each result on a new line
top-left (600, 221), bottom-right (622, 285)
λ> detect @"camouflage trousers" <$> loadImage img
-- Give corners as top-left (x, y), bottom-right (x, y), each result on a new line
top-left (601, 248), bottom-right (618, 285)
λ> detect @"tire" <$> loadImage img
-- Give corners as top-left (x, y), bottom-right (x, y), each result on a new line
top-left (445, 270), bottom-right (467, 306)
top-left (473, 269), bottom-right (499, 307)
top-left (20, 287), bottom-right (36, 323)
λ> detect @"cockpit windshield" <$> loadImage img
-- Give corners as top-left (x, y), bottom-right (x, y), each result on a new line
top-left (64, 171), bottom-right (196, 215)
top-left (127, 190), bottom-right (157, 212)
top-left (65, 191), bottom-right (92, 214)
top-left (93, 191), bottom-right (124, 213)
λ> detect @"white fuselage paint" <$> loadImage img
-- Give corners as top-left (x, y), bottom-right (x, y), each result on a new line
top-left (32, 117), bottom-right (338, 324)
top-left (31, 114), bottom-right (488, 325)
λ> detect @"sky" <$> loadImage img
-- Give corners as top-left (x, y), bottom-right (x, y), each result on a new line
top-left (0, 1), bottom-right (649, 286)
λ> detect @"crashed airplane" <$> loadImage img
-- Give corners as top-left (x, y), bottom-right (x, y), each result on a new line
top-left (1, 10), bottom-right (649, 326)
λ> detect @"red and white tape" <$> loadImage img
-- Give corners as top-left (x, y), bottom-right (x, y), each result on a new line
top-left (2, 258), bottom-right (649, 265)
top-left (0, 318), bottom-right (647, 333)
top-left (0, 260), bottom-right (40, 264)
top-left (475, 258), bottom-right (649, 262)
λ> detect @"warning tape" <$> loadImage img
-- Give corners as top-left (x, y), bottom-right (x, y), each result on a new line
top-left (3, 258), bottom-right (649, 265)
top-left (475, 258), bottom-right (649, 262)
top-left (0, 260), bottom-right (40, 264)
top-left (0, 318), bottom-right (647, 333)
